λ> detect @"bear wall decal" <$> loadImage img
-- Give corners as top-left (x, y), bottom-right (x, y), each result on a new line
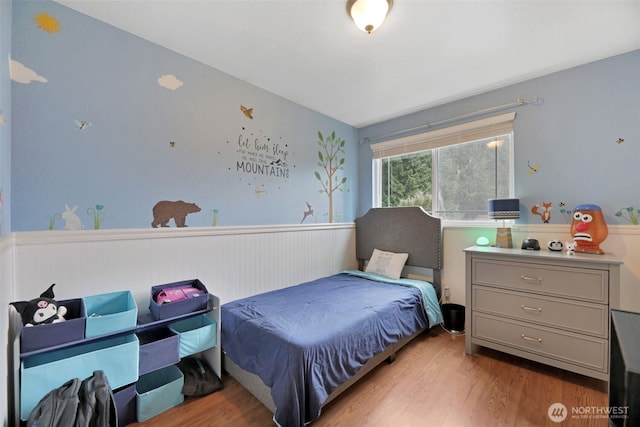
top-left (151, 200), bottom-right (201, 228)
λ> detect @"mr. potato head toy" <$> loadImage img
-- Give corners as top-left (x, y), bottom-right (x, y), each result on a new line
top-left (570, 204), bottom-right (608, 255)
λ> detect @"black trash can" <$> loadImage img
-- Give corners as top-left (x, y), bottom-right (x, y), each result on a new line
top-left (442, 303), bottom-right (465, 334)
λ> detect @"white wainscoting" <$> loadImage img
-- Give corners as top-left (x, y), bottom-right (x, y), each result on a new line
top-left (0, 223), bottom-right (357, 424)
top-left (8, 223), bottom-right (357, 307)
top-left (441, 224), bottom-right (640, 314)
top-left (1, 235), bottom-right (16, 427)
top-left (2, 222), bottom-right (638, 424)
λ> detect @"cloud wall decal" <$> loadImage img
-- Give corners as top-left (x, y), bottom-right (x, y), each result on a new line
top-left (157, 74), bottom-right (184, 90)
top-left (10, 58), bottom-right (48, 84)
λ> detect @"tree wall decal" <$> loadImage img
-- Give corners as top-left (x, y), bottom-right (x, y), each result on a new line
top-left (314, 131), bottom-right (347, 223)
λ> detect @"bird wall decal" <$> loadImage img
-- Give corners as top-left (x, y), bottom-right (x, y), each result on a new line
top-left (240, 105), bottom-right (253, 119)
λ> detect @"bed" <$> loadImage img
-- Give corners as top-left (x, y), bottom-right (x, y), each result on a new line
top-left (221, 207), bottom-right (443, 427)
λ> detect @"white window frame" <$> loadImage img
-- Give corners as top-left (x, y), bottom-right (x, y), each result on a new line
top-left (370, 112), bottom-right (516, 224)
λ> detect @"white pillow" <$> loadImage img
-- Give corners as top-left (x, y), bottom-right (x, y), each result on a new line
top-left (365, 249), bottom-right (409, 280)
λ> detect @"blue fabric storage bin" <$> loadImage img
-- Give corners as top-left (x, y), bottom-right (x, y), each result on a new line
top-left (83, 291), bottom-right (138, 338)
top-left (136, 365), bottom-right (184, 422)
top-left (114, 383), bottom-right (137, 426)
top-left (137, 327), bottom-right (180, 376)
top-left (20, 334), bottom-right (139, 420)
top-left (20, 298), bottom-right (86, 354)
top-left (149, 279), bottom-right (210, 321)
top-left (169, 315), bottom-right (217, 358)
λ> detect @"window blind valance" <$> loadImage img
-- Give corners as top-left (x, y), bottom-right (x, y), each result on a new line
top-left (370, 112), bottom-right (516, 159)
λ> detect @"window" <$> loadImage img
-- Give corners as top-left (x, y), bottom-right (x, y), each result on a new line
top-left (371, 112), bottom-right (515, 221)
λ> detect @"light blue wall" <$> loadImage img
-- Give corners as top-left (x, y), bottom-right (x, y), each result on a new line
top-left (0, 0), bottom-right (11, 235)
top-left (357, 50), bottom-right (640, 226)
top-left (10, 1), bottom-right (357, 231)
top-left (10, 1), bottom-right (639, 231)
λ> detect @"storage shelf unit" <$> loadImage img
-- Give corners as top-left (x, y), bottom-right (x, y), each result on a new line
top-left (9, 293), bottom-right (221, 425)
top-left (464, 246), bottom-right (622, 381)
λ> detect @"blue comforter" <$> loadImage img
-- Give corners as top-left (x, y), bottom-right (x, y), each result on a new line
top-left (221, 271), bottom-right (442, 427)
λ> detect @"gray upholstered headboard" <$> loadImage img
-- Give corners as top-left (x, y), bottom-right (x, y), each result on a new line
top-left (355, 207), bottom-right (442, 294)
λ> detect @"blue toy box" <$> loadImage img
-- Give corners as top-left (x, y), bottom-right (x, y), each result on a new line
top-left (137, 327), bottom-right (180, 376)
top-left (136, 365), bottom-right (184, 422)
top-left (114, 383), bottom-right (137, 426)
top-left (149, 279), bottom-right (209, 321)
top-left (20, 334), bottom-right (139, 420)
top-left (83, 291), bottom-right (138, 338)
top-left (169, 314), bottom-right (217, 358)
top-left (20, 298), bottom-right (86, 354)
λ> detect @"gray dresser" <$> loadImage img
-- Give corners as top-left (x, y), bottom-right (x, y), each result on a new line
top-left (464, 245), bottom-right (622, 381)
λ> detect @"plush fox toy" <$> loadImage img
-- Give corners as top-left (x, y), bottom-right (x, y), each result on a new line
top-left (11, 284), bottom-right (67, 327)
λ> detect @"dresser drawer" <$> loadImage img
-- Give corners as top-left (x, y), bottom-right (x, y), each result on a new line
top-left (472, 286), bottom-right (608, 337)
top-left (472, 259), bottom-right (608, 303)
top-left (472, 312), bottom-right (608, 373)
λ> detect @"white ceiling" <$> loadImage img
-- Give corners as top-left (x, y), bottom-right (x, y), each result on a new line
top-left (55, 0), bottom-right (640, 128)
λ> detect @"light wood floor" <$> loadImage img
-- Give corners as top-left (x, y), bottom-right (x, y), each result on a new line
top-left (132, 327), bottom-right (608, 427)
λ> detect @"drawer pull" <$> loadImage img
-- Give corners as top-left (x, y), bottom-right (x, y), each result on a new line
top-left (520, 274), bottom-right (542, 282)
top-left (521, 334), bottom-right (542, 343)
top-left (521, 304), bottom-right (542, 313)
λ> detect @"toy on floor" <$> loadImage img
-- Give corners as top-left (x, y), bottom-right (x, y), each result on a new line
top-left (11, 284), bottom-right (67, 327)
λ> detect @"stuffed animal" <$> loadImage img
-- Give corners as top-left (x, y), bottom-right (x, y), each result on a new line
top-left (11, 284), bottom-right (67, 327)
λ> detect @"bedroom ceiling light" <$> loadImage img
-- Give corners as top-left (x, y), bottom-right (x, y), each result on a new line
top-left (347, 0), bottom-right (392, 34)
